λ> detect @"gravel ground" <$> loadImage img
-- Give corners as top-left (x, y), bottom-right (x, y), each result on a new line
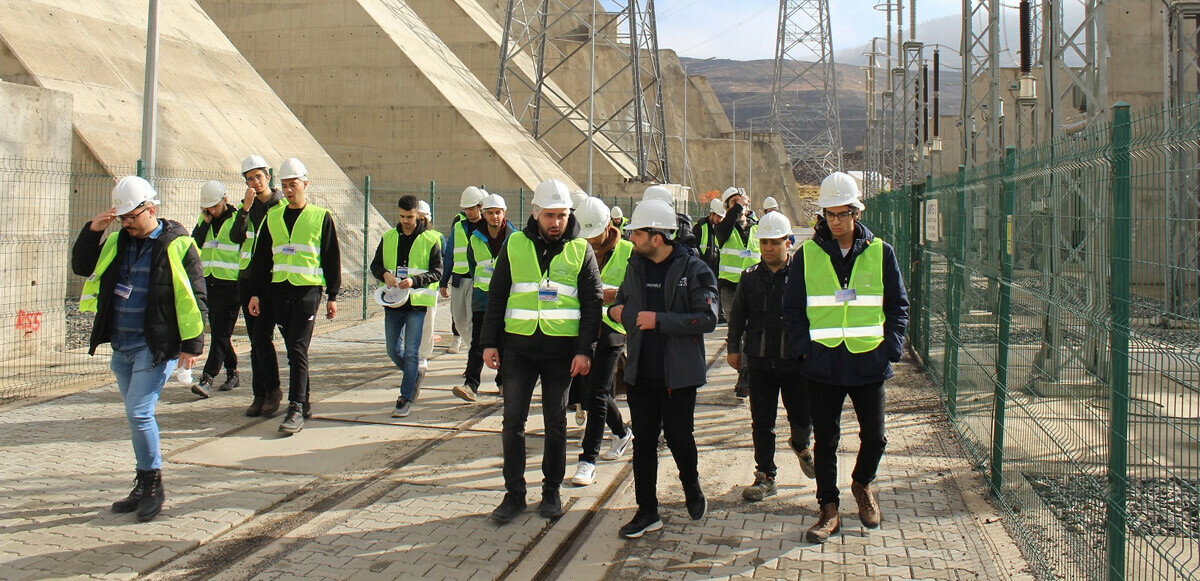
top-left (1028, 473), bottom-right (1200, 544)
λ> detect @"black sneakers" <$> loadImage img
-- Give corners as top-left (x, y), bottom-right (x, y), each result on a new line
top-left (538, 488), bottom-right (563, 519)
top-left (279, 402), bottom-right (305, 434)
top-left (619, 510), bottom-right (663, 539)
top-left (490, 494), bottom-right (527, 524)
top-left (684, 481), bottom-right (707, 520)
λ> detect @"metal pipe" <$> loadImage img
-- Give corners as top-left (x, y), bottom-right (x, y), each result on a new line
top-left (140, 0), bottom-right (159, 185)
top-left (1020, 0), bottom-right (1032, 73)
top-left (933, 49), bottom-right (940, 136)
top-left (587, 0), bottom-right (596, 194)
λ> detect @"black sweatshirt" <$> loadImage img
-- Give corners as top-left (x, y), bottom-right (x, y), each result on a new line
top-left (192, 204), bottom-right (240, 288)
top-left (249, 205), bottom-right (342, 300)
top-left (369, 221), bottom-right (443, 312)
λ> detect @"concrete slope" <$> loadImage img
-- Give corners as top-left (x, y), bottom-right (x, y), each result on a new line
top-left (0, 0), bottom-right (387, 279)
top-left (197, 0), bottom-right (579, 197)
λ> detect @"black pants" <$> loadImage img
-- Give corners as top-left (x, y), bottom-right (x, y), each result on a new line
top-left (202, 279), bottom-right (240, 379)
top-left (718, 282), bottom-right (747, 390)
top-left (747, 360), bottom-right (812, 478)
top-left (809, 379), bottom-right (887, 507)
top-left (271, 286), bottom-right (322, 404)
top-left (627, 381), bottom-right (699, 514)
top-left (500, 341), bottom-right (571, 497)
top-left (463, 310), bottom-right (486, 391)
top-left (239, 278), bottom-right (279, 398)
top-left (578, 341), bottom-right (628, 464)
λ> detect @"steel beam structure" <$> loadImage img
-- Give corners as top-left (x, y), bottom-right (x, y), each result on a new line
top-left (770, 0), bottom-right (843, 180)
top-left (496, 0), bottom-right (670, 183)
top-left (901, 40), bottom-right (925, 187)
top-left (961, 0), bottom-right (1002, 167)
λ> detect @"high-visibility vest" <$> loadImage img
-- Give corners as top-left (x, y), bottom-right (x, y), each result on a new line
top-left (241, 197), bottom-right (286, 272)
top-left (599, 239), bottom-right (634, 334)
top-left (450, 215), bottom-right (471, 275)
top-left (698, 221), bottom-right (716, 251)
top-left (503, 233), bottom-right (587, 337)
top-left (469, 226), bottom-right (511, 292)
top-left (381, 228), bottom-right (440, 307)
top-left (801, 239), bottom-right (886, 353)
top-left (718, 225), bottom-right (760, 282)
top-left (613, 217), bottom-right (629, 233)
top-left (79, 232), bottom-right (205, 342)
top-left (266, 204), bottom-right (329, 287)
top-left (196, 213), bottom-right (241, 281)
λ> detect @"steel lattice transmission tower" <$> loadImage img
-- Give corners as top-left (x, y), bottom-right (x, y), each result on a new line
top-left (495, 0), bottom-right (670, 183)
top-left (770, 0), bottom-right (843, 181)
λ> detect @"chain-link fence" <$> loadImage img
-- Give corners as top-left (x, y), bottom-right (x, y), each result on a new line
top-left (866, 102), bottom-right (1200, 580)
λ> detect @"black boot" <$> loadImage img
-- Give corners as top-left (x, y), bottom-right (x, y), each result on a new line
top-left (111, 470), bottom-right (149, 513)
top-left (135, 469), bottom-right (164, 522)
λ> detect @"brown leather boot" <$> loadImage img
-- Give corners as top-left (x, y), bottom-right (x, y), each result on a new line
top-left (806, 503), bottom-right (841, 543)
top-left (261, 388), bottom-right (283, 417)
top-left (244, 396), bottom-right (264, 417)
top-left (851, 481), bottom-right (881, 528)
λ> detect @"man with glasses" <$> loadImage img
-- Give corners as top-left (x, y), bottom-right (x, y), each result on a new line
top-left (228, 155), bottom-right (285, 417)
top-left (782, 172), bottom-right (909, 543)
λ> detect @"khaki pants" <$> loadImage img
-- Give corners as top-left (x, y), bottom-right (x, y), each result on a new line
top-left (450, 277), bottom-right (473, 349)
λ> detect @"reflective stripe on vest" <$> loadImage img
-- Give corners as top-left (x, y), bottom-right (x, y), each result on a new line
top-left (79, 232), bottom-right (205, 341)
top-left (451, 217), bottom-right (471, 275)
top-left (718, 225), bottom-right (761, 282)
top-left (801, 239), bottom-right (886, 353)
top-left (381, 228), bottom-right (440, 307)
top-left (469, 228), bottom-right (510, 292)
top-left (503, 233), bottom-right (587, 337)
top-left (241, 198), bottom-right (286, 272)
top-left (267, 204), bottom-right (328, 286)
top-left (197, 213), bottom-right (241, 281)
top-left (600, 239), bottom-right (633, 334)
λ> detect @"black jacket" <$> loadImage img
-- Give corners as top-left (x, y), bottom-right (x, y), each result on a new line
top-left (781, 221), bottom-right (909, 386)
top-left (728, 255), bottom-right (797, 368)
top-left (692, 218), bottom-right (720, 274)
top-left (611, 244), bottom-right (718, 390)
top-left (229, 189), bottom-right (280, 280)
top-left (249, 204), bottom-right (342, 300)
top-left (480, 214), bottom-right (604, 359)
top-left (72, 219), bottom-right (208, 366)
top-left (192, 204), bottom-right (240, 288)
top-left (369, 221), bottom-right (444, 311)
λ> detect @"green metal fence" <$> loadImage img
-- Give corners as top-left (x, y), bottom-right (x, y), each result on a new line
top-left (867, 102), bottom-right (1200, 580)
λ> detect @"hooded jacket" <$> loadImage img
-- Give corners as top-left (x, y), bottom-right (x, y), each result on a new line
top-left (781, 220), bottom-right (909, 386)
top-left (728, 254), bottom-right (798, 369)
top-left (611, 243), bottom-right (719, 390)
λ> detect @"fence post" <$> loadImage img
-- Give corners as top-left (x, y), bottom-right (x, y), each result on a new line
top-left (362, 175), bottom-right (372, 321)
top-left (943, 166), bottom-right (967, 416)
top-left (136, 159), bottom-right (146, 179)
top-left (922, 174), bottom-right (933, 363)
top-left (1106, 102), bottom-right (1132, 581)
top-left (990, 149), bottom-right (1016, 494)
top-left (518, 187), bottom-right (525, 219)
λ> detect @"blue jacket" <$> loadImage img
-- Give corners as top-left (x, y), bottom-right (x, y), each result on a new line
top-left (781, 221), bottom-right (909, 386)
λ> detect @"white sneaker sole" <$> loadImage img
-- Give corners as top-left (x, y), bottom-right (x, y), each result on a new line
top-left (620, 519), bottom-right (663, 539)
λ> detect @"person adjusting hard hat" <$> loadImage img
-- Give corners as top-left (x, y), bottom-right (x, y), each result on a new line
top-left (709, 198), bottom-right (727, 218)
top-left (241, 155), bottom-right (269, 176)
top-left (576, 196), bottom-right (611, 239)
top-left (721, 186), bottom-right (747, 204)
top-left (481, 193), bottom-right (507, 211)
top-left (531, 178), bottom-right (573, 211)
top-left (278, 158), bottom-right (308, 181)
top-left (570, 190), bottom-right (589, 210)
top-left (460, 186), bottom-right (488, 209)
top-left (626, 199), bottom-right (678, 231)
top-left (755, 211), bottom-right (793, 240)
top-left (761, 196), bottom-right (779, 213)
top-left (642, 185), bottom-right (674, 205)
top-left (817, 171), bottom-right (864, 210)
top-left (112, 176), bottom-right (159, 215)
top-left (200, 180), bottom-right (227, 208)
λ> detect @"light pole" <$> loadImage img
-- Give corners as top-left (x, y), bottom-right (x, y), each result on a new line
top-left (682, 56), bottom-right (715, 189)
top-left (731, 96), bottom-right (754, 186)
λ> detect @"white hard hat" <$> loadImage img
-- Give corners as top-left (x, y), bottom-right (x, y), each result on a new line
top-left (762, 196), bottom-right (779, 211)
top-left (417, 200), bottom-right (432, 218)
top-left (641, 185), bottom-right (674, 205)
top-left (576, 197), bottom-right (611, 239)
top-left (626, 199), bottom-right (678, 231)
top-left (610, 205), bottom-right (624, 220)
top-left (756, 211), bottom-right (794, 239)
top-left (278, 158), bottom-right (308, 181)
top-left (460, 186), bottom-right (487, 208)
top-left (480, 193), bottom-right (507, 211)
top-left (241, 155), bottom-right (268, 176)
top-left (532, 179), bottom-right (572, 211)
top-left (570, 190), bottom-right (589, 210)
top-left (709, 198), bottom-right (727, 217)
top-left (818, 171), bottom-right (864, 210)
top-left (200, 180), bottom-right (227, 207)
top-left (112, 176), bottom-right (158, 216)
top-left (721, 186), bottom-right (746, 204)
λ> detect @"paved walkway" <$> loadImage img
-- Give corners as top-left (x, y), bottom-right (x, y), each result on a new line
top-left (0, 309), bottom-right (1034, 580)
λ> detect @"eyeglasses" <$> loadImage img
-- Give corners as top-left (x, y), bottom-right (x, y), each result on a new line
top-left (823, 210), bottom-right (857, 222)
top-left (244, 173), bottom-right (267, 184)
top-left (119, 204), bottom-right (150, 223)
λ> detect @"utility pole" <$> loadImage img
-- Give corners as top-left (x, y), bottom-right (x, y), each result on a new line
top-left (140, 0), bottom-right (160, 184)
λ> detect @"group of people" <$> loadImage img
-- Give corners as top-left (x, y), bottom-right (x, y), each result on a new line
top-left (75, 158), bottom-right (907, 546)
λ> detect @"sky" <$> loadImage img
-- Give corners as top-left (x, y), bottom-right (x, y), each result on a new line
top-left (656, 0), bottom-right (962, 61)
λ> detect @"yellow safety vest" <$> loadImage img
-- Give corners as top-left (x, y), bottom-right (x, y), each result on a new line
top-left (599, 239), bottom-right (634, 334)
top-left (469, 227), bottom-right (510, 292)
top-left (266, 204), bottom-right (329, 287)
top-left (196, 213), bottom-right (241, 281)
top-left (381, 228), bottom-right (440, 307)
top-left (450, 216), bottom-right (471, 275)
top-left (241, 197), bottom-right (286, 273)
top-left (801, 239), bottom-right (886, 353)
top-left (79, 232), bottom-right (205, 341)
top-left (718, 225), bottom-right (761, 282)
top-left (503, 233), bottom-right (587, 337)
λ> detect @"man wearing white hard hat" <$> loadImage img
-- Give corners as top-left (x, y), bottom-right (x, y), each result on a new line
top-left (441, 187), bottom-right (488, 355)
top-left (716, 186), bottom-right (758, 398)
top-left (691, 198), bottom-right (726, 284)
top-left (609, 205), bottom-right (628, 234)
top-left (248, 158), bottom-right (342, 435)
top-left (640, 185), bottom-right (698, 251)
top-left (189, 180), bottom-right (242, 399)
top-left (607, 197), bottom-right (718, 539)
top-left (370, 195), bottom-right (443, 418)
top-left (726, 211), bottom-right (814, 504)
top-left (72, 176), bottom-right (208, 522)
top-left (480, 179), bottom-right (603, 524)
top-left (782, 171), bottom-right (909, 543)
top-left (454, 193), bottom-right (515, 402)
top-left (229, 155), bottom-right (284, 418)
top-left (416, 200), bottom-right (442, 371)
top-left (761, 196), bottom-right (780, 214)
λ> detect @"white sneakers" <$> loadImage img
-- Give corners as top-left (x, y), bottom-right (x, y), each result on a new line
top-left (601, 430), bottom-right (634, 461)
top-left (572, 461), bottom-right (597, 486)
top-left (447, 337), bottom-right (465, 354)
top-left (418, 357), bottom-right (428, 372)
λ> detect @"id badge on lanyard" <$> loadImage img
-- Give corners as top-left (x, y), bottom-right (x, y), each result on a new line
top-left (538, 279), bottom-right (558, 302)
top-left (834, 287), bottom-right (857, 303)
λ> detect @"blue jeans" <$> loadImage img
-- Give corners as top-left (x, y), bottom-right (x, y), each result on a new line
top-left (110, 345), bottom-right (176, 471)
top-left (384, 308), bottom-right (425, 401)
